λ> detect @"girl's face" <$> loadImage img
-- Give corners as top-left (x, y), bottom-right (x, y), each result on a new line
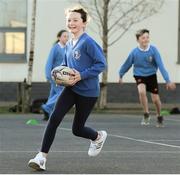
top-left (66, 12), bottom-right (86, 36)
top-left (58, 32), bottom-right (69, 45)
top-left (137, 32), bottom-right (150, 48)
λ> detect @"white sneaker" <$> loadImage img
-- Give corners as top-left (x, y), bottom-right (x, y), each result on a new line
top-left (141, 113), bottom-right (150, 125)
top-left (28, 152), bottom-right (46, 171)
top-left (88, 131), bottom-right (107, 157)
top-left (141, 118), bottom-right (150, 125)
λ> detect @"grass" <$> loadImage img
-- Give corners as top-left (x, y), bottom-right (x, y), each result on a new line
top-left (0, 106), bottom-right (11, 113)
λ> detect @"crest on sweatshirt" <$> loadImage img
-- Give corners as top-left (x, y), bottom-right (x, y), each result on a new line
top-left (73, 49), bottom-right (81, 60)
top-left (148, 56), bottom-right (153, 62)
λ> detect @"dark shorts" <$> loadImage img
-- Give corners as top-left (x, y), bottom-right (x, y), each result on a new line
top-left (134, 74), bottom-right (159, 94)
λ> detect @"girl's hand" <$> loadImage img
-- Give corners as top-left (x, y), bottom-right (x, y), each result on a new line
top-left (68, 69), bottom-right (81, 86)
top-left (73, 69), bottom-right (81, 82)
top-left (166, 82), bottom-right (176, 91)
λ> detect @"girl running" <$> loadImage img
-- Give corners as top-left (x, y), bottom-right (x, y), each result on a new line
top-left (28, 6), bottom-right (107, 171)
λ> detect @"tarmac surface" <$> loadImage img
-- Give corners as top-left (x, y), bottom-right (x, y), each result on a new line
top-left (0, 113), bottom-right (180, 174)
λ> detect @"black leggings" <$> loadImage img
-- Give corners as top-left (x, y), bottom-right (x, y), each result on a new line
top-left (41, 87), bottom-right (98, 153)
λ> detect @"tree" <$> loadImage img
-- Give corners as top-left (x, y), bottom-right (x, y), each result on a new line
top-left (22, 0), bottom-right (37, 112)
top-left (76, 0), bottom-right (164, 109)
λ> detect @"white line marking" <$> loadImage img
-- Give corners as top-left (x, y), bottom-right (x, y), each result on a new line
top-left (109, 134), bottom-right (180, 149)
top-left (60, 127), bottom-right (71, 131)
top-left (37, 125), bottom-right (180, 149)
top-left (0, 150), bottom-right (180, 154)
top-left (148, 140), bottom-right (180, 142)
top-left (60, 128), bottom-right (180, 149)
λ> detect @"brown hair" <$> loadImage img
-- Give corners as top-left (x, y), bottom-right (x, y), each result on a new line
top-left (65, 6), bottom-right (89, 23)
top-left (136, 29), bottom-right (149, 40)
top-left (55, 30), bottom-right (67, 44)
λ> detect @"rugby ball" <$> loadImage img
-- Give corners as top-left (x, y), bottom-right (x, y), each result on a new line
top-left (51, 66), bottom-right (74, 86)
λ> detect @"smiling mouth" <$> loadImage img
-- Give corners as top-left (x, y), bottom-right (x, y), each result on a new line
top-left (69, 27), bottom-right (76, 29)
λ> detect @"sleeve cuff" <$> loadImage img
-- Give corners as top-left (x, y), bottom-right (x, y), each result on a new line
top-left (80, 72), bottom-right (86, 80)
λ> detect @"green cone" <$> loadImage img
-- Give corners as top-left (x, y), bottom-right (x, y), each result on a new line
top-left (26, 119), bottom-right (39, 125)
top-left (160, 110), bottom-right (170, 116)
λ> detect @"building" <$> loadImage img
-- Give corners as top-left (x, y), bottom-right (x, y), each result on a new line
top-left (0, 0), bottom-right (179, 104)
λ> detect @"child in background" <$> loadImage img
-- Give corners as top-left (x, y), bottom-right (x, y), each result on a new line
top-left (119, 29), bottom-right (176, 127)
top-left (41, 30), bottom-right (69, 120)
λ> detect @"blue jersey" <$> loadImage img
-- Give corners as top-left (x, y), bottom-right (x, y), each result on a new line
top-left (45, 43), bottom-right (65, 81)
top-left (63, 33), bottom-right (106, 97)
top-left (119, 45), bottom-right (171, 83)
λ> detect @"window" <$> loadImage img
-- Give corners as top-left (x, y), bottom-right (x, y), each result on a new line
top-left (0, 0), bottom-right (27, 62)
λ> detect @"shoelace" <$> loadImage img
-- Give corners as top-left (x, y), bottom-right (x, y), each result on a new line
top-left (91, 141), bottom-right (103, 150)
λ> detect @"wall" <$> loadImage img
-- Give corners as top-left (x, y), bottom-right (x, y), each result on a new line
top-left (0, 0), bottom-right (179, 83)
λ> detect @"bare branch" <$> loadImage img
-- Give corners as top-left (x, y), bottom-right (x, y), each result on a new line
top-left (108, 0), bottom-right (122, 18)
top-left (108, 0), bottom-right (144, 33)
top-left (108, 22), bottom-right (134, 46)
top-left (88, 24), bottom-right (103, 40)
top-left (78, 0), bottom-right (100, 20)
top-left (94, 0), bottom-right (104, 27)
top-left (72, 0), bottom-right (164, 46)
top-left (78, 0), bottom-right (103, 37)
